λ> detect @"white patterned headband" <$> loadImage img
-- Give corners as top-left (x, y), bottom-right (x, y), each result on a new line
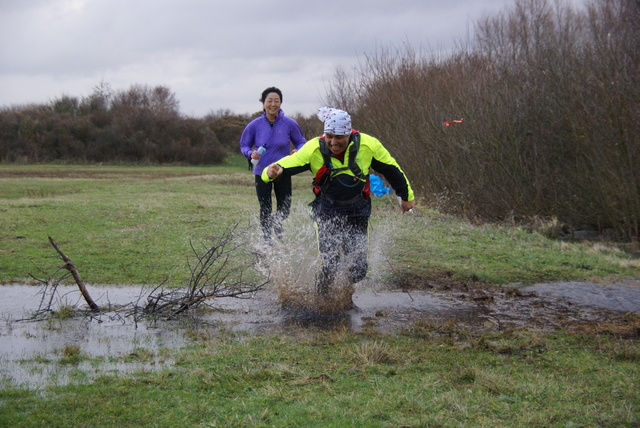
top-left (317, 107), bottom-right (352, 135)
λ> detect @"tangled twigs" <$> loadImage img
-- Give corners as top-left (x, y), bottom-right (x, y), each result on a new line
top-left (143, 222), bottom-right (269, 318)
top-left (48, 236), bottom-right (99, 311)
top-left (26, 265), bottom-right (72, 319)
top-left (26, 223), bottom-right (267, 322)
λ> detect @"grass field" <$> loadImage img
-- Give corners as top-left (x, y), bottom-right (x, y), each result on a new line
top-left (1, 157), bottom-right (638, 287)
top-left (0, 159), bottom-right (639, 427)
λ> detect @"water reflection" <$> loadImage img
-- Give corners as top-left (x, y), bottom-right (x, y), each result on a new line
top-left (2, 279), bottom-right (637, 389)
top-left (0, 283), bottom-right (482, 388)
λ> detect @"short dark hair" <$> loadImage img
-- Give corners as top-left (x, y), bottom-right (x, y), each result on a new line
top-left (260, 87), bottom-right (282, 103)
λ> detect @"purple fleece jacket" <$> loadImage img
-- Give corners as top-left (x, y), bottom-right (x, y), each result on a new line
top-left (239, 109), bottom-right (307, 175)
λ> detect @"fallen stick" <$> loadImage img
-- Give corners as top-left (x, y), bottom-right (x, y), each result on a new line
top-left (48, 236), bottom-right (100, 311)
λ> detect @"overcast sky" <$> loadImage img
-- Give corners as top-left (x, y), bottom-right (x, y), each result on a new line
top-left (0, 0), bottom-right (586, 118)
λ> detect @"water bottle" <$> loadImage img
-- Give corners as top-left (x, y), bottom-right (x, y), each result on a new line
top-left (251, 146), bottom-right (266, 166)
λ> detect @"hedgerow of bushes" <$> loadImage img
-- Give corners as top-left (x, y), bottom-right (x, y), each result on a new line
top-left (326, 0), bottom-right (639, 240)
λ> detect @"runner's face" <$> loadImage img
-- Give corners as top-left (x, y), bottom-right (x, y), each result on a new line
top-left (262, 93), bottom-right (281, 120)
top-left (325, 133), bottom-right (349, 155)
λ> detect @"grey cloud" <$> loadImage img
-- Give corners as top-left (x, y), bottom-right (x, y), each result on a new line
top-left (0, 0), bottom-right (588, 116)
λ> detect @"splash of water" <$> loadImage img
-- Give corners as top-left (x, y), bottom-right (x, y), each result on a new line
top-left (251, 201), bottom-right (397, 314)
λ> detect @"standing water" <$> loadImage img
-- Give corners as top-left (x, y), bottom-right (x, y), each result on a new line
top-left (2, 203), bottom-right (637, 388)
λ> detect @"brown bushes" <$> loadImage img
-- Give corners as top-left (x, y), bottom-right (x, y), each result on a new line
top-left (0, 83), bottom-right (321, 167)
top-left (326, 0), bottom-right (639, 240)
top-left (0, 83), bottom-right (231, 165)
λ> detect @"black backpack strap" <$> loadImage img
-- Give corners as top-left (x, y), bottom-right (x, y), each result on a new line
top-left (318, 137), bottom-right (332, 168)
top-left (347, 132), bottom-right (366, 180)
top-left (314, 137), bottom-right (332, 195)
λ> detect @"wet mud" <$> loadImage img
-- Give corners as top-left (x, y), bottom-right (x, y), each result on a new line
top-left (1, 278), bottom-right (639, 388)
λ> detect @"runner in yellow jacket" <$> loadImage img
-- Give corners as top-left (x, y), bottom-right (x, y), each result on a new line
top-left (263, 107), bottom-right (415, 295)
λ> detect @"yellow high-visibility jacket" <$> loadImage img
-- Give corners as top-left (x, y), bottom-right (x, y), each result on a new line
top-left (262, 132), bottom-right (414, 216)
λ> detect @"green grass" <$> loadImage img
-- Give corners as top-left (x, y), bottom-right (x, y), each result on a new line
top-left (381, 210), bottom-right (639, 284)
top-left (1, 161), bottom-right (637, 286)
top-left (0, 162), bottom-right (639, 426)
top-left (0, 329), bottom-right (638, 427)
top-left (0, 160), bottom-right (258, 285)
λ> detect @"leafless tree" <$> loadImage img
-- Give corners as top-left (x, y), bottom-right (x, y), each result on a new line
top-left (325, 0), bottom-right (639, 240)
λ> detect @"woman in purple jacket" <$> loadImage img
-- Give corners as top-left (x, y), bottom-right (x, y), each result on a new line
top-left (239, 87), bottom-right (307, 241)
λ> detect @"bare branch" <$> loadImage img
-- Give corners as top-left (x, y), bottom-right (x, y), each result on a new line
top-left (143, 222), bottom-right (269, 318)
top-left (48, 236), bottom-right (99, 311)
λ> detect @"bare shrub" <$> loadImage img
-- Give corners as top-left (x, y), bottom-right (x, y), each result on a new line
top-left (205, 109), bottom-right (253, 152)
top-left (325, 0), bottom-right (639, 240)
top-left (291, 112), bottom-right (323, 140)
top-left (25, 223), bottom-right (268, 322)
top-left (143, 222), bottom-right (268, 318)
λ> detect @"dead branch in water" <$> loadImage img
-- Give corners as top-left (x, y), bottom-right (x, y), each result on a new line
top-left (23, 222), bottom-right (267, 322)
top-left (25, 266), bottom-right (74, 320)
top-left (144, 222), bottom-right (269, 318)
top-left (47, 236), bottom-right (99, 311)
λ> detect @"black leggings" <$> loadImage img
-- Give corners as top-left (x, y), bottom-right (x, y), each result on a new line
top-left (314, 214), bottom-right (369, 294)
top-left (255, 174), bottom-right (292, 240)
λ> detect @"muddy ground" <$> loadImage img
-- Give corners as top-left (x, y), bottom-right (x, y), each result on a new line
top-left (385, 272), bottom-right (640, 336)
top-left (1, 277), bottom-right (638, 388)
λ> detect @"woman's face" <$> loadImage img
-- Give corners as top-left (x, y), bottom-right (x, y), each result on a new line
top-left (262, 92), bottom-right (281, 119)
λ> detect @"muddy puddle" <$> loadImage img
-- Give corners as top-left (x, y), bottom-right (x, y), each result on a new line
top-left (1, 280), bottom-right (639, 389)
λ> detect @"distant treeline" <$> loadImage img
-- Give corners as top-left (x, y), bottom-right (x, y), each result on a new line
top-left (326, 0), bottom-right (639, 241)
top-left (0, 83), bottom-right (320, 165)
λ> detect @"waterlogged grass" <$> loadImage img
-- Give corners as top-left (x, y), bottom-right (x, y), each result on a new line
top-left (0, 329), bottom-right (638, 427)
top-left (1, 161), bottom-right (637, 286)
top-left (1, 162), bottom-right (639, 426)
